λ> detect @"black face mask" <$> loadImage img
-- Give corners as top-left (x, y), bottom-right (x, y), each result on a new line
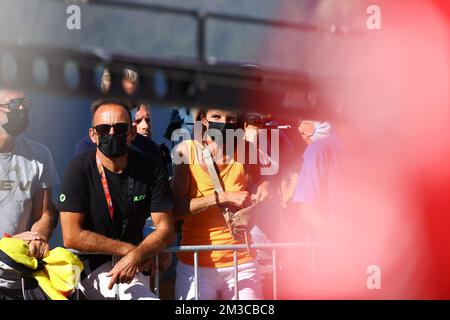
top-left (98, 134), bottom-right (129, 158)
top-left (206, 121), bottom-right (239, 145)
top-left (2, 109), bottom-right (29, 136)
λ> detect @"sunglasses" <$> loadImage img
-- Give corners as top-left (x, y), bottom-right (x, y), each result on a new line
top-left (93, 123), bottom-right (131, 137)
top-left (0, 98), bottom-right (30, 111)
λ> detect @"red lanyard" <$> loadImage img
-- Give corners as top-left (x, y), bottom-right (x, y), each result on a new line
top-left (96, 153), bottom-right (114, 221)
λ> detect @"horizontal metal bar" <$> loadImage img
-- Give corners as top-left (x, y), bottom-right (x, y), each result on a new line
top-left (0, 43), bottom-right (322, 118)
top-left (54, 0), bottom-right (199, 17)
top-left (68, 242), bottom-right (325, 256)
top-left (44, 0), bottom-right (351, 35)
top-left (165, 242), bottom-right (325, 252)
top-left (209, 12), bottom-right (333, 34)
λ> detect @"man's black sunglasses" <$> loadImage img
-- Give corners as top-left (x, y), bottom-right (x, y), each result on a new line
top-left (0, 98), bottom-right (30, 111)
top-left (93, 123), bottom-right (131, 137)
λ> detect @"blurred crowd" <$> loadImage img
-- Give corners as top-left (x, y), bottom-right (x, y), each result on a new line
top-left (0, 67), bottom-right (350, 300)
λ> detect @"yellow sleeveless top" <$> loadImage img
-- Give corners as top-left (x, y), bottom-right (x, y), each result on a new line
top-left (177, 140), bottom-right (253, 268)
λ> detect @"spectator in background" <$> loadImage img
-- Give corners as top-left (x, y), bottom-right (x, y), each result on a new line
top-left (243, 112), bottom-right (300, 229)
top-left (100, 69), bottom-right (111, 94)
top-left (243, 113), bottom-right (273, 166)
top-left (133, 104), bottom-right (152, 139)
top-left (133, 104), bottom-right (172, 176)
top-left (100, 67), bottom-right (139, 99)
top-left (243, 112), bottom-right (305, 298)
top-left (122, 68), bottom-right (139, 96)
top-left (100, 67), bottom-right (139, 97)
top-left (242, 113), bottom-right (274, 241)
top-left (261, 115), bottom-right (301, 209)
top-left (297, 120), bottom-right (332, 146)
top-left (242, 112), bottom-right (277, 299)
top-left (0, 89), bottom-right (59, 299)
top-left (133, 103), bottom-right (174, 297)
top-left (131, 104), bottom-right (164, 160)
top-left (291, 119), bottom-right (336, 239)
top-left (278, 117), bottom-right (341, 299)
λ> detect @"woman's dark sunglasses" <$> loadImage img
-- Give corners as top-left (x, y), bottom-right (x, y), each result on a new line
top-left (0, 98), bottom-right (30, 111)
top-left (93, 123), bottom-right (131, 137)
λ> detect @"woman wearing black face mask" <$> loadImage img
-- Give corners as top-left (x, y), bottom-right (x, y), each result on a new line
top-left (204, 118), bottom-right (239, 147)
top-left (170, 108), bottom-right (271, 300)
top-left (201, 109), bottom-right (241, 163)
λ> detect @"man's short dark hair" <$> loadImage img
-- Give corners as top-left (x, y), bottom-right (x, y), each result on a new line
top-left (90, 99), bottom-right (132, 124)
top-left (136, 103), bottom-right (150, 113)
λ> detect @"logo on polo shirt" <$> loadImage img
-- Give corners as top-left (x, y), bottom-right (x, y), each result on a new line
top-left (0, 167), bottom-right (32, 203)
top-left (133, 194), bottom-right (146, 202)
top-left (60, 194), bottom-right (66, 202)
top-left (0, 180), bottom-right (32, 192)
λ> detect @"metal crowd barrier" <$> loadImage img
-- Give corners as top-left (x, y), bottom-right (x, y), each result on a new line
top-left (164, 242), bottom-right (322, 300)
top-left (71, 241), bottom-right (323, 300)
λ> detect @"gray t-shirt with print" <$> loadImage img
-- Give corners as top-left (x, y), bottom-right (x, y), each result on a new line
top-left (0, 136), bottom-right (59, 289)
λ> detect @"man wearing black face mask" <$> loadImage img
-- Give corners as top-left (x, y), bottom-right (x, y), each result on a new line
top-left (58, 100), bottom-right (174, 300)
top-left (0, 89), bottom-right (59, 299)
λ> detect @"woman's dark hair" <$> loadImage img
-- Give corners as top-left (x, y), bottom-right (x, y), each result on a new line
top-left (196, 108), bottom-right (244, 129)
top-left (244, 112), bottom-right (264, 127)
